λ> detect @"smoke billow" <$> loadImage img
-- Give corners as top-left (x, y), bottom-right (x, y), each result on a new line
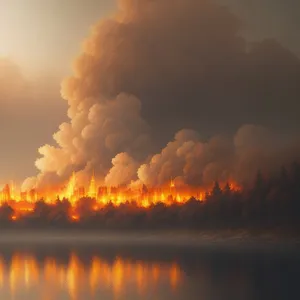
top-left (104, 152), bottom-right (139, 187)
top-left (23, 93), bottom-right (150, 190)
top-left (136, 125), bottom-right (300, 188)
top-left (24, 0), bottom-right (300, 190)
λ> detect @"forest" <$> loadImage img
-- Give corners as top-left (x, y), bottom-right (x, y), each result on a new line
top-left (0, 162), bottom-right (299, 233)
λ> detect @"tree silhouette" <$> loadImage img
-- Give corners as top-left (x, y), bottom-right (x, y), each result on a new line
top-left (254, 170), bottom-right (264, 191)
top-left (212, 181), bottom-right (222, 198)
top-left (0, 203), bottom-right (14, 221)
top-left (224, 182), bottom-right (231, 195)
top-left (34, 200), bottom-right (50, 218)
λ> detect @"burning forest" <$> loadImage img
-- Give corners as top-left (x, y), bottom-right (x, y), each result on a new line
top-left (1, 171), bottom-right (240, 220)
top-left (1, 0), bottom-right (300, 231)
top-left (0, 162), bottom-right (300, 231)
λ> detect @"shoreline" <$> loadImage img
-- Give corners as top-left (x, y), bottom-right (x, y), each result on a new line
top-left (0, 230), bottom-right (299, 253)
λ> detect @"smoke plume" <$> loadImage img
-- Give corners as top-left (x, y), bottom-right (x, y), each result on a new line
top-left (24, 0), bottom-right (300, 190)
top-left (24, 93), bottom-right (150, 189)
top-left (104, 152), bottom-right (139, 187)
top-left (136, 125), bottom-right (300, 188)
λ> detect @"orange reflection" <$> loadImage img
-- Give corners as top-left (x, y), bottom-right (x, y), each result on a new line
top-left (44, 257), bottom-right (58, 283)
top-left (0, 257), bottom-right (4, 288)
top-left (24, 256), bottom-right (39, 288)
top-left (170, 263), bottom-right (180, 291)
top-left (8, 254), bottom-right (40, 296)
top-left (67, 253), bottom-right (85, 300)
top-left (0, 252), bottom-right (184, 299)
top-left (112, 257), bottom-right (125, 298)
top-left (152, 263), bottom-right (160, 285)
top-left (89, 257), bottom-right (102, 295)
top-left (135, 262), bottom-right (146, 295)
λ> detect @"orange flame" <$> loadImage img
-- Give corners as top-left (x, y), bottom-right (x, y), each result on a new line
top-left (11, 215), bottom-right (17, 221)
top-left (0, 174), bottom-right (241, 219)
top-left (71, 215), bottom-right (80, 222)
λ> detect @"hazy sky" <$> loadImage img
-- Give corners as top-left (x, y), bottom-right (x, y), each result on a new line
top-left (1, 0), bottom-right (115, 76)
top-left (219, 0), bottom-right (300, 55)
top-left (0, 0), bottom-right (300, 184)
top-left (1, 0), bottom-right (299, 76)
top-left (0, 0), bottom-right (114, 183)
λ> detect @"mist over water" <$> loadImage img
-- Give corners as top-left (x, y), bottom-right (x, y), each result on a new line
top-left (0, 233), bottom-right (299, 300)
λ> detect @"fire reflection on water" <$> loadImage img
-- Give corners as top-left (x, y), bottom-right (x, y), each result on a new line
top-left (0, 252), bottom-right (183, 300)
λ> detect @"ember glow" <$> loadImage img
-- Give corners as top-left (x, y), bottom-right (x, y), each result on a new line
top-left (0, 173), bottom-right (240, 219)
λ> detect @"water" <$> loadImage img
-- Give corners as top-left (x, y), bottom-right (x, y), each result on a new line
top-left (0, 242), bottom-right (299, 300)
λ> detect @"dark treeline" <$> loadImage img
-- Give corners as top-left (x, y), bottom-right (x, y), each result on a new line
top-left (1, 163), bottom-right (300, 233)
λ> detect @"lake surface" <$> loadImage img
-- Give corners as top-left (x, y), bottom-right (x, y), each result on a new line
top-left (0, 242), bottom-right (299, 300)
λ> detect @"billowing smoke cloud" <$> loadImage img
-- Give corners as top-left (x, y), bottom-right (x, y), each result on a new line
top-left (104, 152), bottom-right (139, 187)
top-left (69, 0), bottom-right (300, 138)
top-left (135, 125), bottom-right (300, 187)
top-left (25, 0), bottom-right (300, 190)
top-left (24, 93), bottom-right (150, 189)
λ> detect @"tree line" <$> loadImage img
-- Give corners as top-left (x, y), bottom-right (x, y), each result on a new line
top-left (0, 162), bottom-right (300, 232)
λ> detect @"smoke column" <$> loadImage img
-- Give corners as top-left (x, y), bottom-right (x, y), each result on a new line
top-left (23, 0), bottom-right (300, 190)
